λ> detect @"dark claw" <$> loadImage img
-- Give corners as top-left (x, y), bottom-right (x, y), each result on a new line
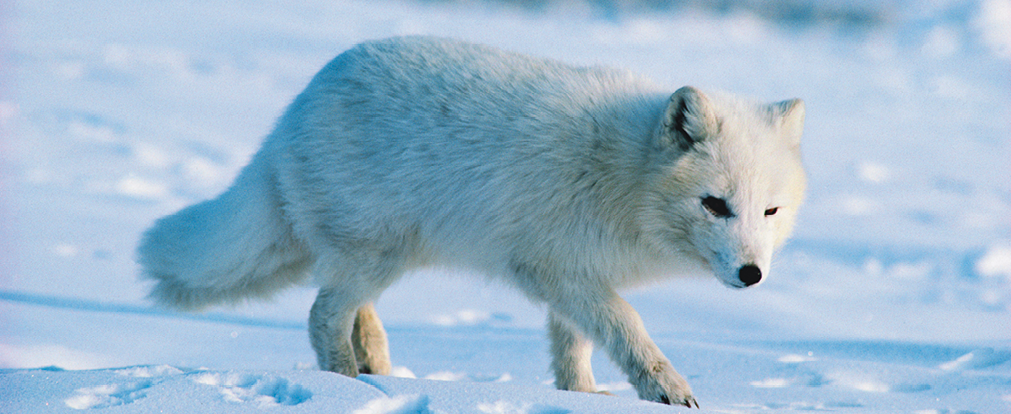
top-left (658, 394), bottom-right (698, 408)
top-left (687, 397), bottom-right (699, 409)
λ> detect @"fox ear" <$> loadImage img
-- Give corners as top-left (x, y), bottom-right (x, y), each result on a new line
top-left (772, 98), bottom-right (805, 148)
top-left (660, 86), bottom-right (720, 151)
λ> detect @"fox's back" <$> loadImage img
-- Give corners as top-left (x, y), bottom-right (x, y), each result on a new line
top-left (270, 37), bottom-right (668, 271)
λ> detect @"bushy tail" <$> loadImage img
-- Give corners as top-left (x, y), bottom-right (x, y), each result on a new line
top-left (137, 154), bottom-right (313, 310)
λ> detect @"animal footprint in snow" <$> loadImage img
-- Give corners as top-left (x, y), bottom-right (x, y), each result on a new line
top-left (191, 372), bottom-right (312, 407)
top-left (64, 365), bottom-right (185, 409)
top-left (65, 380), bottom-right (153, 409)
top-left (749, 353), bottom-right (826, 389)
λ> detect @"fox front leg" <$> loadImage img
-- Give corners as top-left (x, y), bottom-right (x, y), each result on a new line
top-left (548, 311), bottom-right (598, 393)
top-left (550, 289), bottom-right (698, 408)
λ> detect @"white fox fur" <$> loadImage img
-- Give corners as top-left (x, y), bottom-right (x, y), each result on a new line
top-left (138, 36), bottom-right (806, 408)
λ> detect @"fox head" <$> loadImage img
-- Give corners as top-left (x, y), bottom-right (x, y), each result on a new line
top-left (644, 86), bottom-right (806, 288)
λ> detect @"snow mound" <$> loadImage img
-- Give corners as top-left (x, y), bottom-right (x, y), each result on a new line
top-left (2, 366), bottom-right (684, 413)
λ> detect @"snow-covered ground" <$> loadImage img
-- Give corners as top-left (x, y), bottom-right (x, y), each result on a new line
top-left (1, 0), bottom-right (1010, 412)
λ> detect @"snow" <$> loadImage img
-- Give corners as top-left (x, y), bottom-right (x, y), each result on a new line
top-left (1, 0), bottom-right (1010, 412)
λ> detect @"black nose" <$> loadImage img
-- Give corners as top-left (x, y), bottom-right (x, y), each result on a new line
top-left (739, 265), bottom-right (762, 286)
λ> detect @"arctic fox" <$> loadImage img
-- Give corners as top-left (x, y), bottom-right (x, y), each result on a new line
top-left (138, 36), bottom-right (806, 407)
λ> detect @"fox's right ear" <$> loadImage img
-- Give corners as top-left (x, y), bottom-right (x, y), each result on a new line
top-left (659, 86), bottom-right (720, 151)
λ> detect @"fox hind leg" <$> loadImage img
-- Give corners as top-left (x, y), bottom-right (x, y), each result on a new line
top-left (307, 250), bottom-right (405, 377)
top-left (352, 302), bottom-right (391, 375)
top-left (309, 287), bottom-right (360, 376)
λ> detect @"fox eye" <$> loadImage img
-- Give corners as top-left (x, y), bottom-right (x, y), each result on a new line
top-left (765, 207), bottom-right (779, 216)
top-left (701, 196), bottom-right (732, 218)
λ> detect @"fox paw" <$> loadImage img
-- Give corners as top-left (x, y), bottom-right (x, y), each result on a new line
top-left (633, 361), bottom-right (699, 408)
top-left (661, 394), bottom-right (699, 409)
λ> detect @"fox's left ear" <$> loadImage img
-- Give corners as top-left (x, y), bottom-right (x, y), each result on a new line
top-left (772, 99), bottom-right (805, 149)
